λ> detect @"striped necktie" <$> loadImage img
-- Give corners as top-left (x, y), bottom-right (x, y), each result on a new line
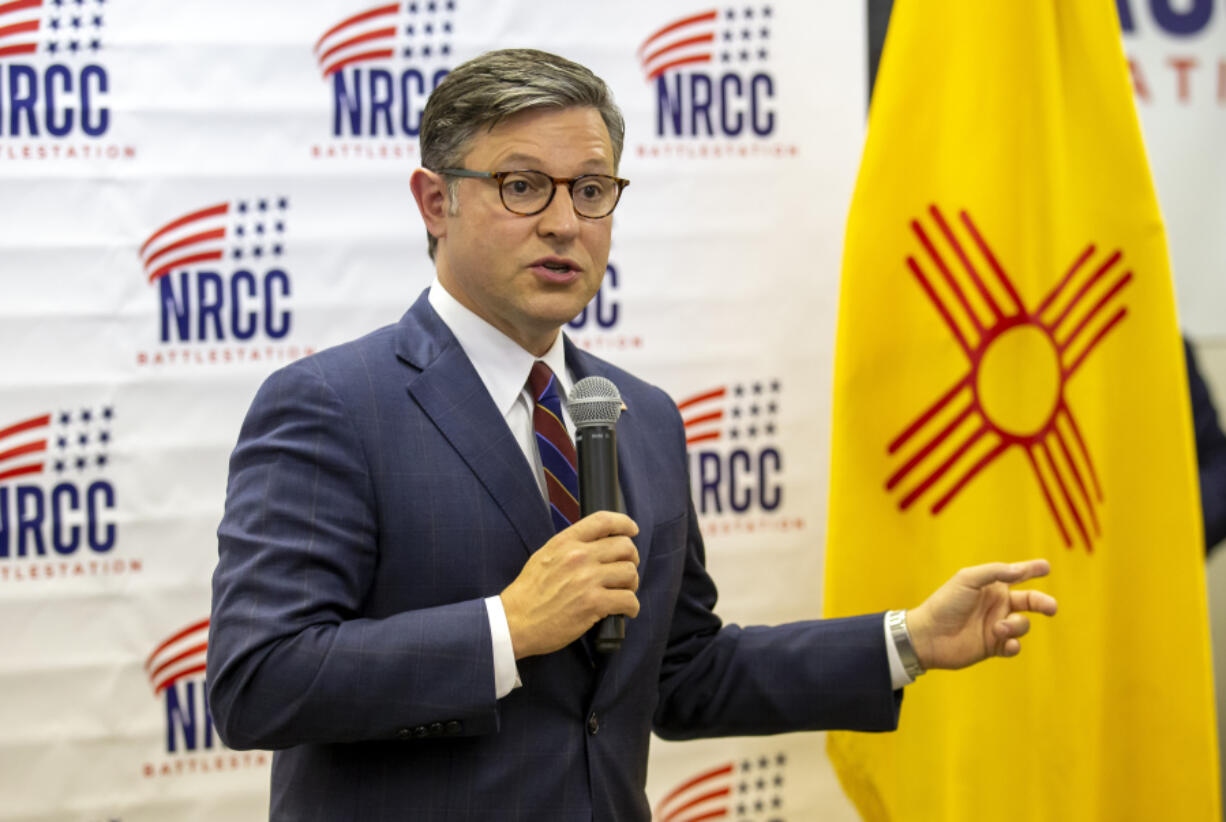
top-left (528, 361), bottom-right (581, 532)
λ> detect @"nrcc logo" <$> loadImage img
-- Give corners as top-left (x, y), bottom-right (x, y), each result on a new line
top-left (0, 406), bottom-right (131, 581)
top-left (1118, 0), bottom-right (1226, 106)
top-left (312, 0), bottom-right (455, 159)
top-left (566, 260), bottom-right (643, 352)
top-left (136, 195), bottom-right (316, 369)
top-left (142, 617), bottom-right (268, 778)
top-left (677, 379), bottom-right (802, 538)
top-left (0, 0), bottom-right (135, 161)
top-left (635, 6), bottom-right (795, 160)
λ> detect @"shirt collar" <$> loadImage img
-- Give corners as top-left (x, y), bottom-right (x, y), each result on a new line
top-left (428, 277), bottom-right (572, 417)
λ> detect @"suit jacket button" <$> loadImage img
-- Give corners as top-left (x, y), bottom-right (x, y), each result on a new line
top-left (445, 720), bottom-right (463, 736)
top-left (396, 728), bottom-right (412, 740)
top-left (587, 712), bottom-right (599, 736)
top-left (428, 722), bottom-right (444, 737)
top-left (412, 725), bottom-right (429, 738)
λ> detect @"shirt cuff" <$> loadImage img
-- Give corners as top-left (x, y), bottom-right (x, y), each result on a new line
top-left (485, 595), bottom-right (522, 698)
top-left (883, 612), bottom-right (915, 690)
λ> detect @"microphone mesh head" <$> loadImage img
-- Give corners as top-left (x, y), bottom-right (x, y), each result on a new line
top-left (566, 376), bottom-right (622, 428)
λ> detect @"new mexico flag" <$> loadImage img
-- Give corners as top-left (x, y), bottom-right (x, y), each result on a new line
top-left (824, 2), bottom-right (1220, 819)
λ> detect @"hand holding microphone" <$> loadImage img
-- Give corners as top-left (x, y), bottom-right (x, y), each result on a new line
top-left (499, 376), bottom-right (634, 659)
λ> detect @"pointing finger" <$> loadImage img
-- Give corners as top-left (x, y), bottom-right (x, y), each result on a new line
top-left (957, 558), bottom-right (1051, 589)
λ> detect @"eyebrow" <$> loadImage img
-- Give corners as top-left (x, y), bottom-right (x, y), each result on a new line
top-left (496, 153), bottom-right (612, 173)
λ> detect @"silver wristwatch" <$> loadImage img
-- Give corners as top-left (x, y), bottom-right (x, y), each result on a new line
top-left (886, 609), bottom-right (925, 680)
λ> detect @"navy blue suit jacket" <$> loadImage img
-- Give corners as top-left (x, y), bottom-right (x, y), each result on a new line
top-left (207, 291), bottom-right (901, 821)
top-left (1185, 338), bottom-right (1226, 551)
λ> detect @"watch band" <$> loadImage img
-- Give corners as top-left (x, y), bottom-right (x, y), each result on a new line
top-left (887, 609), bottom-right (925, 680)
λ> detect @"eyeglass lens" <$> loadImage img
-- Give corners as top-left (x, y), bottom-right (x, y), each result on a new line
top-left (500, 171), bottom-right (620, 218)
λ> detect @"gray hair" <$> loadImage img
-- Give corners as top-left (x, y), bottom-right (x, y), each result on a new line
top-left (419, 48), bottom-right (626, 259)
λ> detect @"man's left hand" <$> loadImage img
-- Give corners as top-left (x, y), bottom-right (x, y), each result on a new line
top-left (906, 559), bottom-right (1057, 671)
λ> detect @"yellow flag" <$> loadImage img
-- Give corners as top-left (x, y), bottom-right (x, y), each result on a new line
top-left (824, 2), bottom-right (1220, 820)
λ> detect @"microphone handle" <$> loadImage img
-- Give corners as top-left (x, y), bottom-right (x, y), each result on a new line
top-left (575, 425), bottom-right (624, 653)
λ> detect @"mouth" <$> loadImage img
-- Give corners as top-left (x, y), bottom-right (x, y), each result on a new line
top-left (529, 256), bottom-right (582, 283)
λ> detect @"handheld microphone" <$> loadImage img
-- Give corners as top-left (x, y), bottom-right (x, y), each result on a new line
top-left (565, 376), bottom-right (625, 653)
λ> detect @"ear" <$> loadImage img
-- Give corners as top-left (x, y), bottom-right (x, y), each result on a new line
top-left (410, 168), bottom-right (448, 244)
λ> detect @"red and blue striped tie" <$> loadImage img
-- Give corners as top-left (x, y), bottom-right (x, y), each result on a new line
top-left (529, 361), bottom-right (581, 532)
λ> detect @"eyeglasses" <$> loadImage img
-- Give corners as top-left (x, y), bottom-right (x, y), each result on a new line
top-left (437, 168), bottom-right (630, 219)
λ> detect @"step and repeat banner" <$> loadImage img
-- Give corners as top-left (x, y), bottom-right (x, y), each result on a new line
top-left (0, 2), bottom-right (1220, 820)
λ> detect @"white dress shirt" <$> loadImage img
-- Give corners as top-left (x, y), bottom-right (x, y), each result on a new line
top-left (425, 279), bottom-right (913, 696)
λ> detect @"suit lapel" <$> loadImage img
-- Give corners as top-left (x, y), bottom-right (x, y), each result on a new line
top-left (396, 292), bottom-right (554, 558)
top-left (395, 299), bottom-right (653, 672)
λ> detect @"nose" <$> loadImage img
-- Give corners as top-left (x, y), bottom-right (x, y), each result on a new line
top-left (536, 182), bottom-right (581, 240)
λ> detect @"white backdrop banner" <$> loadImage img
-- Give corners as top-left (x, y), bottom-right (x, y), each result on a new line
top-left (0, 2), bottom-right (1217, 821)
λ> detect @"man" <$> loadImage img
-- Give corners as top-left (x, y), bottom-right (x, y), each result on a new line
top-left (207, 49), bottom-right (1057, 821)
top-left (1184, 337), bottom-right (1226, 551)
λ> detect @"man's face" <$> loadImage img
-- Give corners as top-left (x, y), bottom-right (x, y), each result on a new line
top-left (433, 106), bottom-right (615, 355)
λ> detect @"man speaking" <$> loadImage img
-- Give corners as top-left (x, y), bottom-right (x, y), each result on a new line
top-left (207, 49), bottom-right (1057, 822)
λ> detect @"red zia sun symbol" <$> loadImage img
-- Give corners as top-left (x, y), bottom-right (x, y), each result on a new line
top-left (886, 205), bottom-right (1132, 552)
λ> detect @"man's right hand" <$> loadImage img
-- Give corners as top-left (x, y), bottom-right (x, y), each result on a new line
top-left (500, 511), bottom-right (640, 660)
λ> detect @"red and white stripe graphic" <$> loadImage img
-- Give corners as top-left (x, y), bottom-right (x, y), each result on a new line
top-left (146, 618), bottom-right (209, 695)
top-left (655, 762), bottom-right (735, 821)
top-left (0, 0), bottom-right (42, 60)
top-left (315, 3), bottom-right (401, 78)
top-left (139, 203), bottom-right (229, 284)
top-left (638, 9), bottom-right (718, 81)
top-left (678, 386), bottom-right (727, 446)
top-left (0, 413), bottom-right (50, 483)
